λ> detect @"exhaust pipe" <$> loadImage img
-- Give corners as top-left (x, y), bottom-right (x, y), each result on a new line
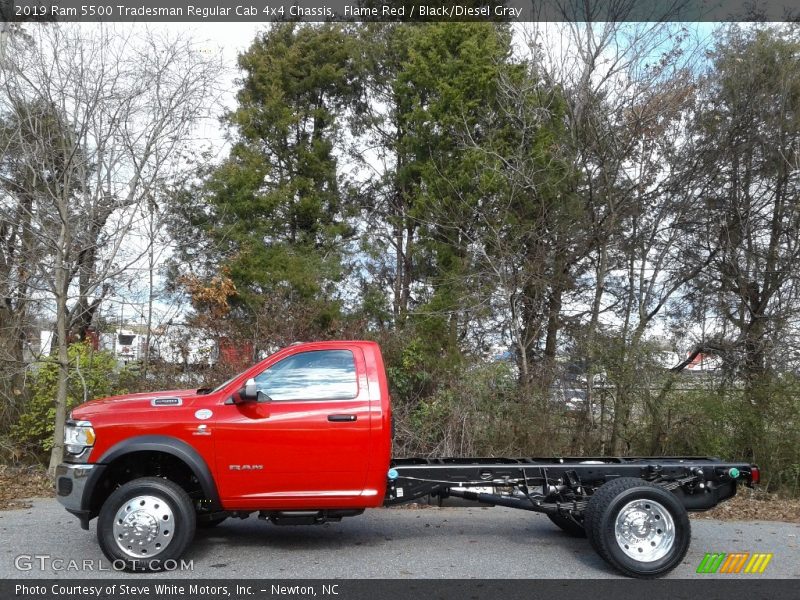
top-left (446, 488), bottom-right (537, 511)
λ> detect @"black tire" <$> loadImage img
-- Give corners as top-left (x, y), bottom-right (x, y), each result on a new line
top-left (97, 477), bottom-right (196, 572)
top-left (584, 477), bottom-right (690, 578)
top-left (197, 515), bottom-right (228, 529)
top-left (547, 512), bottom-right (587, 537)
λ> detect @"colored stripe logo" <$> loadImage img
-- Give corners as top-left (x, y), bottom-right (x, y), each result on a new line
top-left (696, 552), bottom-right (773, 574)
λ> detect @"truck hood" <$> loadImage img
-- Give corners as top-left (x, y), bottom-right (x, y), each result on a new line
top-left (71, 388), bottom-right (201, 419)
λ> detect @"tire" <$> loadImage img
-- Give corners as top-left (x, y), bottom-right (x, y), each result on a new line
top-left (97, 477), bottom-right (196, 572)
top-left (584, 477), bottom-right (690, 578)
top-left (547, 512), bottom-right (587, 537)
top-left (197, 515), bottom-right (228, 529)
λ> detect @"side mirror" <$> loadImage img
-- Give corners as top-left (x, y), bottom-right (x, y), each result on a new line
top-left (235, 377), bottom-right (258, 403)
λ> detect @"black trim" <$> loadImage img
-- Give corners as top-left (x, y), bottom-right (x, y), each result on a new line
top-left (96, 435), bottom-right (222, 511)
top-left (81, 463), bottom-right (107, 516)
top-left (65, 508), bottom-right (91, 530)
top-left (328, 414), bottom-right (357, 422)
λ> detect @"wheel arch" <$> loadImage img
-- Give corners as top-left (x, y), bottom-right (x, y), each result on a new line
top-left (84, 435), bottom-right (222, 518)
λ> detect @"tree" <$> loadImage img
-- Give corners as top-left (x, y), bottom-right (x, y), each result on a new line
top-left (446, 58), bottom-right (577, 389)
top-left (677, 26), bottom-right (800, 458)
top-left (515, 21), bottom-right (715, 452)
top-left (0, 24), bottom-right (220, 471)
top-left (0, 103), bottom-right (51, 428)
top-left (169, 23), bottom-right (362, 351)
top-left (354, 23), bottom-right (515, 362)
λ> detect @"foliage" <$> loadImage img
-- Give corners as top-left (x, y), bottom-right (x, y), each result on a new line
top-left (169, 23), bottom-right (360, 350)
top-left (655, 376), bottom-right (800, 495)
top-left (11, 343), bottom-right (132, 455)
top-left (391, 358), bottom-right (571, 458)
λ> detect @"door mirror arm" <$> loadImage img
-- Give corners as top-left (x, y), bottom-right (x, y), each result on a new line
top-left (227, 378), bottom-right (273, 405)
top-left (231, 377), bottom-right (259, 404)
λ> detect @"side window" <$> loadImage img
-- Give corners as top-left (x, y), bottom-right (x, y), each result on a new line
top-left (254, 350), bottom-right (358, 401)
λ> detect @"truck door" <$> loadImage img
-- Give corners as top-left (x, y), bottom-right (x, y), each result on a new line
top-left (213, 346), bottom-right (372, 507)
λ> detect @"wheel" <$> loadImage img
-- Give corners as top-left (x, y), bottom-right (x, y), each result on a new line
top-left (547, 512), bottom-right (586, 537)
top-left (197, 515), bottom-right (228, 529)
top-left (584, 477), bottom-right (690, 578)
top-left (97, 477), bottom-right (196, 572)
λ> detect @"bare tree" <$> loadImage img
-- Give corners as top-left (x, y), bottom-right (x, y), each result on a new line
top-left (684, 25), bottom-right (800, 396)
top-left (512, 21), bottom-right (715, 452)
top-left (0, 24), bottom-right (221, 472)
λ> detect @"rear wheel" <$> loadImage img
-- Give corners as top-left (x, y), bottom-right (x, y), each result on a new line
top-left (547, 512), bottom-right (586, 537)
top-left (584, 477), bottom-right (690, 578)
top-left (97, 477), bottom-right (196, 572)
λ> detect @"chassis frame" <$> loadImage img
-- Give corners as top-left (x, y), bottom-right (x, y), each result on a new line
top-left (384, 456), bottom-right (758, 516)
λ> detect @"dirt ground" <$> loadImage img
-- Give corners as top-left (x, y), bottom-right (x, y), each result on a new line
top-left (2, 465), bottom-right (798, 522)
top-left (0, 464), bottom-right (54, 510)
top-left (690, 486), bottom-right (800, 524)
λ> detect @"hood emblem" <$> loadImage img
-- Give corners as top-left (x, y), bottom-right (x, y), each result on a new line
top-left (151, 397), bottom-right (182, 407)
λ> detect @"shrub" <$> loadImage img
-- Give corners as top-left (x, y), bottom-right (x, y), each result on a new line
top-left (11, 342), bottom-right (131, 455)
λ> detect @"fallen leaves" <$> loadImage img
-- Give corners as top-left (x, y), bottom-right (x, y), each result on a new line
top-left (691, 487), bottom-right (800, 523)
top-left (0, 464), bottom-right (53, 510)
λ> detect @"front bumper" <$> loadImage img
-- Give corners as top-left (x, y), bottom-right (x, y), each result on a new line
top-left (55, 463), bottom-right (105, 530)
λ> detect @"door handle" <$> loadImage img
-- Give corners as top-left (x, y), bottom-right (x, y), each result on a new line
top-left (328, 414), bottom-right (357, 422)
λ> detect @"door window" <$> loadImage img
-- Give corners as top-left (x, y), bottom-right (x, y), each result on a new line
top-left (254, 350), bottom-right (358, 401)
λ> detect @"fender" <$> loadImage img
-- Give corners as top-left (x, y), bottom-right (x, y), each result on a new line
top-left (91, 435), bottom-right (222, 511)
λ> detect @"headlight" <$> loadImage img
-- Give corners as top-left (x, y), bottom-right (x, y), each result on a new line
top-left (64, 420), bottom-right (95, 456)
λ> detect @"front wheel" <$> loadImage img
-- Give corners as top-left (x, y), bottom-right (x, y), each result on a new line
top-left (97, 477), bottom-right (196, 572)
top-left (584, 477), bottom-right (690, 578)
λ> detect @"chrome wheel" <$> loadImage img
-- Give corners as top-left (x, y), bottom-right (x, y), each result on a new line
top-left (613, 499), bottom-right (675, 562)
top-left (112, 495), bottom-right (174, 558)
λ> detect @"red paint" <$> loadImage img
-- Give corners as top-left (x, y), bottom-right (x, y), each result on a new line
top-left (71, 341), bottom-right (392, 510)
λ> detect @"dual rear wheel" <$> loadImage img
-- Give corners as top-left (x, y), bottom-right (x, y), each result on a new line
top-left (547, 478), bottom-right (691, 578)
top-left (558, 477), bottom-right (691, 578)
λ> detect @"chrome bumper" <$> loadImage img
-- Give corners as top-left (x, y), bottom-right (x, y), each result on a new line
top-left (55, 463), bottom-right (102, 529)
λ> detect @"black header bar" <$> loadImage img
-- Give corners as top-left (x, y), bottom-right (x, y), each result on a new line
top-left (3, 579), bottom-right (799, 600)
top-left (2, 0), bottom-right (800, 22)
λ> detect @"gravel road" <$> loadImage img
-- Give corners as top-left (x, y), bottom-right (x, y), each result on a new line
top-left (1, 499), bottom-right (798, 579)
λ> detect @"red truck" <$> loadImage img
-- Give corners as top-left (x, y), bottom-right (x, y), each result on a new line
top-left (56, 340), bottom-right (759, 578)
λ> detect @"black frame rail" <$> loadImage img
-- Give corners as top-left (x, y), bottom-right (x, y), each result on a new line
top-left (385, 456), bottom-right (758, 513)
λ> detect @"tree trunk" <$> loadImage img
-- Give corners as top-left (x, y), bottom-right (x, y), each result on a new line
top-left (48, 261), bottom-right (71, 475)
top-left (48, 215), bottom-right (72, 475)
top-left (541, 286), bottom-right (562, 393)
